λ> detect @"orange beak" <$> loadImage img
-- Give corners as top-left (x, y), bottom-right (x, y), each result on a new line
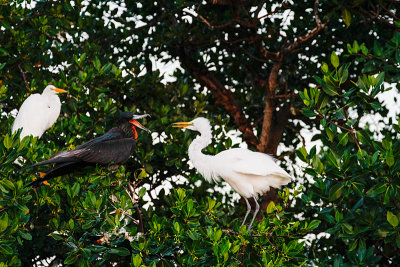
top-left (172, 122), bottom-right (193, 128)
top-left (129, 119), bottom-right (150, 133)
top-left (51, 87), bottom-right (67, 93)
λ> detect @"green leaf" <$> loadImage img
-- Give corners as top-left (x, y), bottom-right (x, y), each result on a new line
top-left (331, 51), bottom-right (339, 68)
top-left (0, 212), bottom-right (9, 233)
top-left (321, 62), bottom-right (329, 73)
top-left (138, 187), bottom-right (146, 198)
top-left (342, 9), bottom-right (351, 27)
top-left (93, 56), bottom-right (101, 71)
top-left (296, 146), bottom-right (308, 162)
top-left (3, 134), bottom-right (12, 149)
top-left (109, 247), bottom-right (130, 256)
top-left (19, 231), bottom-right (32, 240)
top-left (131, 254), bottom-right (142, 267)
top-left (137, 168), bottom-right (148, 180)
top-left (267, 201), bottom-right (275, 213)
top-left (308, 220), bottom-right (321, 230)
top-left (325, 127), bottom-right (335, 142)
top-left (187, 199), bottom-right (194, 214)
top-left (338, 132), bottom-right (349, 146)
top-left (386, 149), bottom-right (394, 167)
top-left (329, 183), bottom-right (344, 201)
top-left (64, 254), bottom-right (79, 265)
top-left (387, 211), bottom-right (399, 227)
top-left (302, 108), bottom-right (317, 118)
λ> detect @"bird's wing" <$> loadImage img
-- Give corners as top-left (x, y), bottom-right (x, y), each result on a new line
top-left (23, 129), bottom-right (135, 171)
top-left (71, 136), bottom-right (136, 164)
top-left (12, 94), bottom-right (49, 137)
top-left (221, 148), bottom-right (291, 179)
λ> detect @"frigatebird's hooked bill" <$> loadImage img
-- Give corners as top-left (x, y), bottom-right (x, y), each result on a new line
top-left (24, 112), bottom-right (150, 187)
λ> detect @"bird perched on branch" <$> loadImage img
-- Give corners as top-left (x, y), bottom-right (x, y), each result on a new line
top-left (23, 112), bottom-right (150, 187)
top-left (173, 117), bottom-right (292, 230)
top-left (12, 85), bottom-right (67, 139)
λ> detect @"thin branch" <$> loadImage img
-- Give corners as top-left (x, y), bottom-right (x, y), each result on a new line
top-left (316, 112), bottom-right (361, 150)
top-left (378, 3), bottom-right (399, 21)
top-left (18, 64), bottom-right (29, 90)
top-left (284, 0), bottom-right (328, 53)
top-left (314, 0), bottom-right (321, 25)
top-left (253, 0), bottom-right (267, 19)
top-left (109, 201), bottom-right (139, 225)
top-left (195, 11), bottom-right (235, 29)
top-left (125, 182), bottom-right (144, 233)
top-left (285, 23), bottom-right (327, 53)
top-left (135, 206), bottom-right (144, 233)
top-left (271, 93), bottom-right (296, 99)
top-left (257, 1), bottom-right (289, 20)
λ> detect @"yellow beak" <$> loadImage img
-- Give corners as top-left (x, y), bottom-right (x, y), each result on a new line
top-left (51, 87), bottom-right (67, 93)
top-left (172, 122), bottom-right (193, 128)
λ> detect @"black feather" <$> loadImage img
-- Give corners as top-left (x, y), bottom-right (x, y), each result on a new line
top-left (23, 112), bottom-right (147, 187)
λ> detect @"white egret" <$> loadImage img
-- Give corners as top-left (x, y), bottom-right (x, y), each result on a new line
top-left (173, 117), bottom-right (292, 230)
top-left (12, 85), bottom-right (67, 139)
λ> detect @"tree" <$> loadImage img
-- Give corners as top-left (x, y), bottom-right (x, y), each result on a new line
top-left (0, 0), bottom-right (399, 265)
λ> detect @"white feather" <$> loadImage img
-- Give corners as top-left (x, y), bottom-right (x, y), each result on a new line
top-left (185, 117), bottom-right (292, 199)
top-left (12, 85), bottom-right (64, 139)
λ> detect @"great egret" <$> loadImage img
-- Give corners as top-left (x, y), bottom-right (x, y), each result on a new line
top-left (173, 117), bottom-right (292, 230)
top-left (12, 85), bottom-right (67, 139)
top-left (24, 112), bottom-right (150, 187)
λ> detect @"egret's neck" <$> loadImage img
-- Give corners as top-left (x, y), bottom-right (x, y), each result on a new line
top-left (188, 125), bottom-right (217, 182)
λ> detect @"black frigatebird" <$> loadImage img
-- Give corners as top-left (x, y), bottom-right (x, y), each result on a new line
top-left (23, 111), bottom-right (150, 187)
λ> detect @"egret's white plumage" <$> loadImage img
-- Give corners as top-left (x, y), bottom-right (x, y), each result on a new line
top-left (173, 117), bottom-right (292, 229)
top-left (12, 85), bottom-right (67, 139)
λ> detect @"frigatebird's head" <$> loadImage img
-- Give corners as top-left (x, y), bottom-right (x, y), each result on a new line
top-left (119, 111), bottom-right (150, 139)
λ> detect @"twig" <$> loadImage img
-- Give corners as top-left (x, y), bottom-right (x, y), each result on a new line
top-left (277, 150), bottom-right (296, 159)
top-left (241, 242), bottom-right (246, 267)
top-left (196, 12), bottom-right (234, 29)
top-left (378, 3), bottom-right (399, 21)
top-left (316, 112), bottom-right (361, 150)
top-left (314, 0), bottom-right (321, 25)
top-left (257, 1), bottom-right (289, 20)
top-left (284, 0), bottom-right (328, 53)
top-left (126, 181), bottom-right (145, 233)
top-left (18, 64), bottom-right (29, 90)
top-left (109, 202), bottom-right (139, 225)
top-left (135, 206), bottom-right (144, 233)
top-left (271, 93), bottom-right (296, 99)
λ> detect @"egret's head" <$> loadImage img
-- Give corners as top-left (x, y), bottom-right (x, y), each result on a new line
top-left (172, 117), bottom-right (210, 132)
top-left (43, 85), bottom-right (67, 95)
top-left (119, 111), bottom-right (151, 133)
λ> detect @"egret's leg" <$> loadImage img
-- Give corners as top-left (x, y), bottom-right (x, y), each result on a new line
top-left (247, 197), bottom-right (260, 230)
top-left (241, 198), bottom-right (251, 226)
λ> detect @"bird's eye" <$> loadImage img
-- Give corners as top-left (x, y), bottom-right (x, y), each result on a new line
top-left (48, 106), bottom-right (51, 109)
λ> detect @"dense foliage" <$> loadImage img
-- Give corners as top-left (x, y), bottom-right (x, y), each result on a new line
top-left (0, 0), bottom-right (399, 266)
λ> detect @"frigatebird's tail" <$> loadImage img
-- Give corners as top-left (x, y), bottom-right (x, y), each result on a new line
top-left (26, 161), bottom-right (90, 188)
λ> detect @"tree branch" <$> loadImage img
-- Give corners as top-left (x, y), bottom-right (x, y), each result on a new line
top-left (256, 58), bottom-right (283, 153)
top-left (284, 0), bottom-right (328, 53)
top-left (178, 49), bottom-right (258, 148)
top-left (18, 64), bottom-right (30, 90)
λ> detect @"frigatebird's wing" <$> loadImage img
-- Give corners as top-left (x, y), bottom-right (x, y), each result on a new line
top-left (23, 128), bottom-right (135, 170)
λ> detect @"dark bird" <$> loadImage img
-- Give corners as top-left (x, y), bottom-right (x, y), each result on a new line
top-left (23, 112), bottom-right (150, 187)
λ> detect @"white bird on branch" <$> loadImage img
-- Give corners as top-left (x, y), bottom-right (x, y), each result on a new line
top-left (12, 85), bottom-right (67, 139)
top-left (173, 117), bottom-right (292, 230)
